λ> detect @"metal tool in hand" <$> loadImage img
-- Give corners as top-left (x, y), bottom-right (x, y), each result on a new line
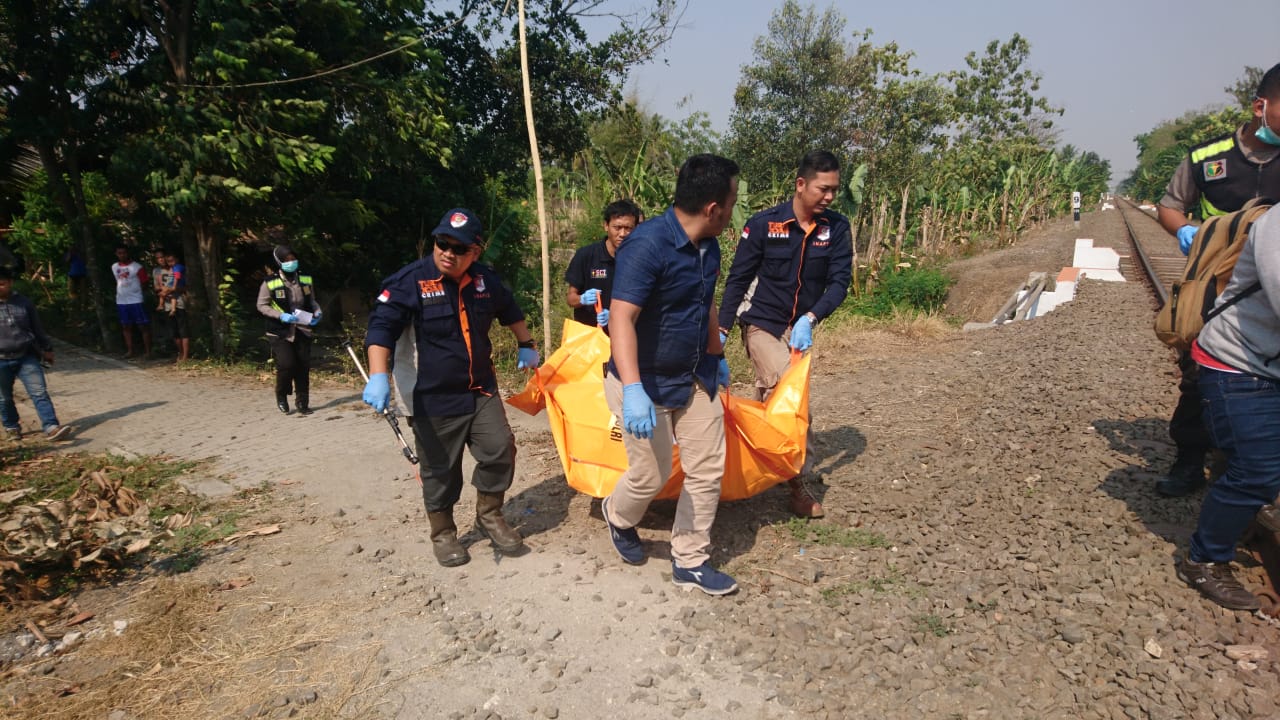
top-left (342, 340), bottom-right (418, 465)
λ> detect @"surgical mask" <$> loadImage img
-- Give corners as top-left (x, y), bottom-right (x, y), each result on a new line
top-left (280, 260), bottom-right (299, 273)
top-left (1256, 100), bottom-right (1280, 146)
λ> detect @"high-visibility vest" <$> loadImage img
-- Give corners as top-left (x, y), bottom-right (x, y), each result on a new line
top-left (265, 274), bottom-right (314, 336)
top-left (1189, 133), bottom-right (1280, 219)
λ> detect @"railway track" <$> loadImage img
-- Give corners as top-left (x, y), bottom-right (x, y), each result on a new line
top-left (1113, 196), bottom-right (1185, 304)
top-left (1114, 196), bottom-right (1280, 619)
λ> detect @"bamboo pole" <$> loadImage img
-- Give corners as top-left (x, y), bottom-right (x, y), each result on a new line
top-left (517, 0), bottom-right (552, 351)
top-left (894, 184), bottom-right (909, 265)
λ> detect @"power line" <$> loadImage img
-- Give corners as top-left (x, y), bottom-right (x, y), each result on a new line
top-left (187, 2), bottom-right (495, 91)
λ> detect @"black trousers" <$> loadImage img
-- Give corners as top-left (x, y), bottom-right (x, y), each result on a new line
top-left (269, 333), bottom-right (312, 399)
top-left (1169, 350), bottom-right (1211, 459)
top-left (412, 393), bottom-right (516, 512)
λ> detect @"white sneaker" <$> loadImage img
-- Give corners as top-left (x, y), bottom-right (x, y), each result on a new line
top-left (45, 425), bottom-right (71, 441)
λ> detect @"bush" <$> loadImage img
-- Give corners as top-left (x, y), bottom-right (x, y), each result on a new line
top-left (848, 266), bottom-right (951, 317)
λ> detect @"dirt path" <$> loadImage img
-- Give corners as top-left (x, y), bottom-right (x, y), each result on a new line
top-left (8, 207), bottom-right (1280, 719)
top-left (32, 338), bottom-right (772, 718)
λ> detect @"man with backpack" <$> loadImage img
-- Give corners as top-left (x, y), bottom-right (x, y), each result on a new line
top-left (1175, 202), bottom-right (1280, 611)
top-left (1153, 63), bottom-right (1280, 498)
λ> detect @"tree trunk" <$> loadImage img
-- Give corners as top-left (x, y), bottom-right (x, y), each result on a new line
top-left (194, 220), bottom-right (228, 355)
top-left (849, 222), bottom-right (861, 297)
top-left (172, 217), bottom-right (216, 354)
top-left (33, 139), bottom-right (115, 351)
top-left (894, 184), bottom-right (910, 265)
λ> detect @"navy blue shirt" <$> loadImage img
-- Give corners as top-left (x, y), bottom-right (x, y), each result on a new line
top-left (563, 238), bottom-right (615, 326)
top-left (718, 200), bottom-right (853, 338)
top-left (366, 258), bottom-right (524, 418)
top-left (607, 207), bottom-right (721, 407)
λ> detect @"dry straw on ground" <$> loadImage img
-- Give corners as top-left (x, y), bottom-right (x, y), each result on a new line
top-left (6, 579), bottom-right (388, 719)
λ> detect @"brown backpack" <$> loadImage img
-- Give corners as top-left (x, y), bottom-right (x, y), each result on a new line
top-left (1154, 197), bottom-right (1274, 350)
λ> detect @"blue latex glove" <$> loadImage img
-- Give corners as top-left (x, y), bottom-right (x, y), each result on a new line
top-left (363, 372), bottom-right (390, 412)
top-left (309, 314), bottom-right (320, 326)
top-left (596, 308), bottom-right (610, 327)
top-left (279, 312), bottom-right (297, 324)
top-left (580, 288), bottom-right (601, 306)
top-left (719, 331), bottom-right (728, 348)
top-left (517, 347), bottom-right (540, 369)
top-left (622, 382), bottom-right (656, 439)
top-left (790, 315), bottom-right (813, 351)
top-left (1177, 224), bottom-right (1197, 255)
top-left (717, 357), bottom-right (730, 387)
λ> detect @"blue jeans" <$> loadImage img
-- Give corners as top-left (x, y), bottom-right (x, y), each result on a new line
top-left (1189, 367), bottom-right (1280, 563)
top-left (0, 354), bottom-right (60, 432)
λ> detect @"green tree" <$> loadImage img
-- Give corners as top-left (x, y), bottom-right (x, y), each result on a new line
top-left (726, 1), bottom-right (920, 200)
top-left (0, 0), bottom-right (145, 348)
top-left (115, 0), bottom-right (447, 353)
top-left (4, 0), bottom-right (682, 356)
top-left (1123, 106), bottom-right (1245, 201)
top-left (1225, 65), bottom-right (1266, 108)
top-left (948, 34), bottom-right (1061, 141)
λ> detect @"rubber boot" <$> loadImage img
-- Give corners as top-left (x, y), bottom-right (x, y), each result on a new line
top-left (296, 392), bottom-right (313, 415)
top-left (788, 477), bottom-right (825, 518)
top-left (1155, 452), bottom-right (1207, 498)
top-left (427, 510), bottom-right (470, 567)
top-left (475, 492), bottom-right (524, 554)
top-left (276, 393), bottom-right (290, 415)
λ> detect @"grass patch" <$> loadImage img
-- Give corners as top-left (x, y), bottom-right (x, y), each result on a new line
top-left (913, 613), bottom-right (951, 637)
top-left (779, 517), bottom-right (889, 549)
top-left (844, 266), bottom-right (952, 318)
top-left (822, 305), bottom-right (953, 341)
top-left (1, 448), bottom-right (201, 502)
top-left (820, 566), bottom-right (921, 603)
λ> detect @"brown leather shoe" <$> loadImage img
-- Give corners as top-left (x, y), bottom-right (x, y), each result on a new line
top-left (788, 477), bottom-right (824, 519)
top-left (427, 510), bottom-right (470, 567)
top-left (1257, 504), bottom-right (1280, 535)
top-left (476, 492), bottom-right (524, 554)
top-left (1176, 552), bottom-right (1259, 611)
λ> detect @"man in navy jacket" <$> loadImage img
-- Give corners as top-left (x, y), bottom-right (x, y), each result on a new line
top-left (718, 150), bottom-right (853, 518)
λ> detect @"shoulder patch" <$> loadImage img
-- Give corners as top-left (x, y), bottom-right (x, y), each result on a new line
top-left (377, 289), bottom-right (391, 303)
top-left (1203, 159), bottom-right (1227, 182)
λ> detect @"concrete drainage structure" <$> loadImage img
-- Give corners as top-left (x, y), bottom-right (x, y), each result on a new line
top-left (965, 238), bottom-right (1125, 331)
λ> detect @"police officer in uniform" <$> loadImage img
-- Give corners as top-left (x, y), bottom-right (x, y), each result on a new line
top-left (256, 245), bottom-right (322, 415)
top-left (362, 209), bottom-right (539, 568)
top-left (564, 199), bottom-right (642, 328)
top-left (717, 150), bottom-right (853, 518)
top-left (1154, 62), bottom-right (1280, 497)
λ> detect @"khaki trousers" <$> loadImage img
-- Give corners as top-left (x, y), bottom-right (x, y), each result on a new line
top-left (742, 324), bottom-right (815, 475)
top-left (603, 374), bottom-right (725, 568)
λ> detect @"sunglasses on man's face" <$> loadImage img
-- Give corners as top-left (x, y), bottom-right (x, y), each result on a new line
top-left (434, 238), bottom-right (472, 256)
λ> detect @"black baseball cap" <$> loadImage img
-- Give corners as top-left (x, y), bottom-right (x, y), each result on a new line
top-left (432, 208), bottom-right (483, 246)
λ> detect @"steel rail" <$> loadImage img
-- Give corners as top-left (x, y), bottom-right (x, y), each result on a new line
top-left (1114, 197), bottom-right (1169, 306)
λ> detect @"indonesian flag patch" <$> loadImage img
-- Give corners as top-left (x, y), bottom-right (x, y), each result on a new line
top-left (377, 289), bottom-right (391, 303)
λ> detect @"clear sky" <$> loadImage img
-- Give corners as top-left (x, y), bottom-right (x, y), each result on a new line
top-left (616, 0), bottom-right (1278, 187)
